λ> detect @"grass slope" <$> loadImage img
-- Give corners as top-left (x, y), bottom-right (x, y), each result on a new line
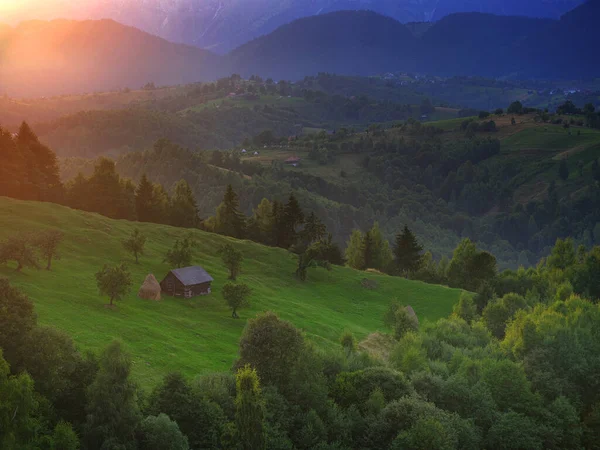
top-left (0, 198), bottom-right (461, 387)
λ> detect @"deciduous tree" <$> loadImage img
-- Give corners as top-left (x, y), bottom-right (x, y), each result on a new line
top-left (35, 229), bottom-right (63, 270)
top-left (83, 341), bottom-right (141, 450)
top-left (235, 365), bottom-right (266, 450)
top-left (95, 263), bottom-right (132, 306)
top-left (0, 233), bottom-right (40, 272)
top-left (122, 228), bottom-right (147, 264)
top-left (164, 238), bottom-right (194, 268)
top-left (222, 283), bottom-right (251, 318)
top-left (219, 244), bottom-right (244, 280)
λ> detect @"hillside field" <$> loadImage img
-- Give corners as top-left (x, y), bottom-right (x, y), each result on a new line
top-left (0, 197), bottom-right (462, 387)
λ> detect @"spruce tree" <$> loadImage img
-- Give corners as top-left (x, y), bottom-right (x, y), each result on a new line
top-left (135, 173), bottom-right (155, 223)
top-left (363, 230), bottom-right (375, 270)
top-left (394, 226), bottom-right (423, 274)
top-left (271, 200), bottom-right (285, 247)
top-left (235, 365), bottom-right (266, 450)
top-left (216, 184), bottom-right (246, 238)
top-left (171, 179), bottom-right (200, 228)
top-left (302, 212), bottom-right (327, 244)
top-left (282, 194), bottom-right (305, 248)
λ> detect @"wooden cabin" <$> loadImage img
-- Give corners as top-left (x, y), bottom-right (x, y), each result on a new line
top-left (160, 266), bottom-right (214, 298)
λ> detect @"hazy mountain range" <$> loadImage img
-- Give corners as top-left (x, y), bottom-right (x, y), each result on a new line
top-left (1, 0), bottom-right (598, 97)
top-left (1, 0), bottom-right (585, 53)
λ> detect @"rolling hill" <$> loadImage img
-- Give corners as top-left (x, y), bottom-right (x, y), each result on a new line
top-left (0, 197), bottom-right (462, 387)
top-left (0, 19), bottom-right (220, 97)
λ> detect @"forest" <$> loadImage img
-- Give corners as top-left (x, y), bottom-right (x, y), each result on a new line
top-left (2, 233), bottom-right (600, 449)
top-left (2, 84), bottom-right (600, 450)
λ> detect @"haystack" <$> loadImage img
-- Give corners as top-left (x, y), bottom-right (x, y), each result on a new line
top-left (138, 274), bottom-right (161, 301)
top-left (405, 305), bottom-right (419, 328)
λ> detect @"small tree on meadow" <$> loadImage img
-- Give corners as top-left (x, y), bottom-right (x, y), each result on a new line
top-left (222, 283), bottom-right (251, 318)
top-left (35, 230), bottom-right (63, 270)
top-left (0, 234), bottom-right (39, 272)
top-left (95, 263), bottom-right (132, 306)
top-left (219, 243), bottom-right (244, 280)
top-left (122, 228), bottom-right (147, 264)
top-left (164, 238), bottom-right (194, 268)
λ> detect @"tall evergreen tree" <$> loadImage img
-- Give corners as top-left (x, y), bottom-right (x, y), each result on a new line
top-left (302, 212), bottom-right (327, 245)
top-left (281, 194), bottom-right (305, 248)
top-left (394, 226), bottom-right (423, 274)
top-left (135, 173), bottom-right (155, 223)
top-left (215, 184), bottom-right (246, 238)
top-left (271, 200), bottom-right (286, 247)
top-left (235, 365), bottom-right (266, 450)
top-left (248, 198), bottom-right (273, 244)
top-left (170, 179), bottom-right (200, 228)
top-left (17, 121), bottom-right (62, 202)
top-left (87, 158), bottom-right (125, 219)
top-left (84, 341), bottom-right (141, 450)
top-left (0, 127), bottom-right (24, 199)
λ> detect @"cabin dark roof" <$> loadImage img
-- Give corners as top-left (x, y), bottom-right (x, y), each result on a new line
top-left (170, 266), bottom-right (214, 286)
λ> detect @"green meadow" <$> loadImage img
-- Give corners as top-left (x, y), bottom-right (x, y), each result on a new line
top-left (0, 197), bottom-right (461, 387)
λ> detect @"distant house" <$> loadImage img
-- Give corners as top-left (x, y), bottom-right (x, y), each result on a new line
top-left (285, 156), bottom-right (301, 165)
top-left (160, 266), bottom-right (214, 298)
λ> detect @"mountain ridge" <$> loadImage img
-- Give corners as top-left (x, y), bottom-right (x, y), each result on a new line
top-left (0, 0), bottom-right (585, 53)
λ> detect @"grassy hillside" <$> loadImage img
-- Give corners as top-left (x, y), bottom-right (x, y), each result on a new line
top-left (0, 197), bottom-right (461, 387)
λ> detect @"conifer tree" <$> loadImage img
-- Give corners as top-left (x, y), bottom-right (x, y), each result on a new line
top-left (281, 194), bottom-right (305, 248)
top-left (363, 230), bottom-right (375, 270)
top-left (271, 200), bottom-right (285, 247)
top-left (0, 126), bottom-right (24, 199)
top-left (394, 226), bottom-right (424, 274)
top-left (235, 365), bottom-right (266, 450)
top-left (215, 184), bottom-right (246, 238)
top-left (17, 122), bottom-right (62, 202)
top-left (87, 158), bottom-right (124, 219)
top-left (170, 179), bottom-right (200, 228)
top-left (302, 212), bottom-right (327, 244)
top-left (135, 173), bottom-right (155, 223)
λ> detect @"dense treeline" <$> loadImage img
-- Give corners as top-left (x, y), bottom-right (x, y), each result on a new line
top-left (2, 232), bottom-right (600, 448)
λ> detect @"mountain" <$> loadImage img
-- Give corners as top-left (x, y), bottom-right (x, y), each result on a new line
top-left (0, 0), bottom-right (585, 53)
top-left (417, 13), bottom-right (556, 77)
top-left (228, 11), bottom-right (418, 80)
top-left (228, 1), bottom-right (600, 81)
top-left (512, 0), bottom-right (600, 79)
top-left (0, 19), bottom-right (220, 97)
